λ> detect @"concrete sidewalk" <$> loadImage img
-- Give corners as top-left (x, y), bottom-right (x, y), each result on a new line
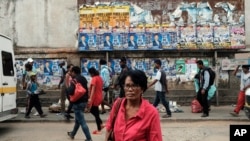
top-left (7, 105), bottom-right (250, 123)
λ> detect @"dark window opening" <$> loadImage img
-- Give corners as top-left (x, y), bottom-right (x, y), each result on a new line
top-left (2, 51), bottom-right (14, 76)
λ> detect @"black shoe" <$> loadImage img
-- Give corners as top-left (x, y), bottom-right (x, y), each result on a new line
top-left (201, 113), bottom-right (209, 117)
top-left (101, 111), bottom-right (106, 114)
top-left (24, 115), bottom-right (30, 119)
top-left (67, 132), bottom-right (74, 139)
top-left (68, 114), bottom-right (74, 119)
top-left (40, 114), bottom-right (47, 118)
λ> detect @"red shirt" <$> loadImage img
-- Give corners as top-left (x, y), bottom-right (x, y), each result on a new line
top-left (106, 98), bottom-right (162, 141)
top-left (89, 75), bottom-right (103, 106)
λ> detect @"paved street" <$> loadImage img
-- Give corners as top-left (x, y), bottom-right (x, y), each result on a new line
top-left (9, 105), bottom-right (250, 122)
top-left (1, 121), bottom-right (250, 141)
top-left (1, 105), bottom-right (249, 141)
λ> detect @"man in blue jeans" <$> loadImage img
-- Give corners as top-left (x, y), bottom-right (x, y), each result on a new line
top-left (66, 66), bottom-right (92, 141)
top-left (148, 59), bottom-right (172, 118)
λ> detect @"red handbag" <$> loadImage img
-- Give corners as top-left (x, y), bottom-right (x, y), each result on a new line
top-left (70, 80), bottom-right (86, 102)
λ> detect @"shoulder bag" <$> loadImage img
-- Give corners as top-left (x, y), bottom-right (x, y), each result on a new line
top-left (108, 98), bottom-right (123, 141)
top-left (70, 79), bottom-right (86, 102)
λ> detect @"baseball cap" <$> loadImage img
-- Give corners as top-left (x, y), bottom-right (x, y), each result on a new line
top-left (27, 58), bottom-right (34, 63)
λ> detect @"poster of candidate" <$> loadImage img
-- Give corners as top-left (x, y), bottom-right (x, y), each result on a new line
top-left (112, 27), bottom-right (123, 50)
top-left (96, 27), bottom-right (112, 50)
top-left (77, 0), bottom-right (245, 51)
top-left (15, 59), bottom-right (66, 89)
top-left (79, 6), bottom-right (95, 29)
top-left (94, 6), bottom-right (112, 28)
top-left (111, 6), bottom-right (130, 28)
top-left (145, 25), bottom-right (162, 50)
top-left (161, 25), bottom-right (178, 49)
top-left (79, 28), bottom-right (96, 51)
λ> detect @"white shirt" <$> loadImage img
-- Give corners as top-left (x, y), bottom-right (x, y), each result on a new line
top-left (240, 71), bottom-right (250, 91)
top-left (154, 70), bottom-right (163, 92)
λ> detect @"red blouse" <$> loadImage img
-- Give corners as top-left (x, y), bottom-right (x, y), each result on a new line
top-left (106, 98), bottom-right (163, 141)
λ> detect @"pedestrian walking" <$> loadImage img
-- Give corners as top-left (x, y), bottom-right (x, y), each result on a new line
top-left (112, 57), bottom-right (130, 98)
top-left (105, 70), bottom-right (162, 141)
top-left (58, 61), bottom-right (66, 114)
top-left (148, 59), bottom-right (172, 118)
top-left (99, 59), bottom-right (112, 114)
top-left (25, 72), bottom-right (47, 118)
top-left (66, 66), bottom-right (92, 141)
top-left (230, 65), bottom-right (250, 116)
top-left (64, 64), bottom-right (74, 120)
top-left (196, 60), bottom-right (211, 117)
top-left (88, 67), bottom-right (105, 134)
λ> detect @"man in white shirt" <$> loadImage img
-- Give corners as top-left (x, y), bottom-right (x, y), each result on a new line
top-left (230, 65), bottom-right (250, 116)
top-left (148, 59), bottom-right (171, 118)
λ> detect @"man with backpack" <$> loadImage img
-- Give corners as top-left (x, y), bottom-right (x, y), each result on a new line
top-left (196, 60), bottom-right (215, 117)
top-left (148, 59), bottom-right (172, 118)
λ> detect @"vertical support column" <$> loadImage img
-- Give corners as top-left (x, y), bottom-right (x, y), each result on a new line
top-left (106, 51), bottom-right (109, 62)
top-left (214, 51), bottom-right (219, 106)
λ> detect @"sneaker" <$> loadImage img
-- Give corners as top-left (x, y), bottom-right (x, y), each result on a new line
top-left (162, 114), bottom-right (171, 118)
top-left (92, 130), bottom-right (102, 135)
top-left (67, 132), bottom-right (74, 139)
top-left (33, 111), bottom-right (39, 116)
top-left (24, 115), bottom-right (30, 119)
top-left (230, 112), bottom-right (239, 117)
top-left (201, 113), bottom-right (209, 117)
top-left (40, 114), bottom-right (47, 118)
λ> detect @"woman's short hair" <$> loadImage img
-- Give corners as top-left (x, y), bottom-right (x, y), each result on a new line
top-left (88, 67), bottom-right (99, 76)
top-left (126, 70), bottom-right (148, 92)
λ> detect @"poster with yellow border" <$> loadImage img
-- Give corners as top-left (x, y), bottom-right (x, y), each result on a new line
top-left (111, 6), bottom-right (130, 28)
top-left (79, 6), bottom-right (95, 29)
top-left (94, 6), bottom-right (112, 28)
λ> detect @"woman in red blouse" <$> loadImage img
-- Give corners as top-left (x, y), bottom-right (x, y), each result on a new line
top-left (105, 70), bottom-right (163, 141)
top-left (88, 67), bottom-right (104, 134)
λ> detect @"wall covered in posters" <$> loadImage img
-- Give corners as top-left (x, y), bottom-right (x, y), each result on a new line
top-left (78, 0), bottom-right (245, 51)
top-left (15, 59), bottom-right (67, 90)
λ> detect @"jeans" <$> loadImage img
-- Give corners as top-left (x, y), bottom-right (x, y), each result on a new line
top-left (153, 91), bottom-right (171, 115)
top-left (71, 102), bottom-right (92, 140)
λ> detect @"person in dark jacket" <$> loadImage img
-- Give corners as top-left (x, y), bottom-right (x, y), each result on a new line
top-left (66, 66), bottom-right (92, 141)
top-left (112, 57), bottom-right (131, 98)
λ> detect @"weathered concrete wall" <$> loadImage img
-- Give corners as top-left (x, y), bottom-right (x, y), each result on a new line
top-left (245, 0), bottom-right (250, 45)
top-left (0, 0), bottom-right (78, 48)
